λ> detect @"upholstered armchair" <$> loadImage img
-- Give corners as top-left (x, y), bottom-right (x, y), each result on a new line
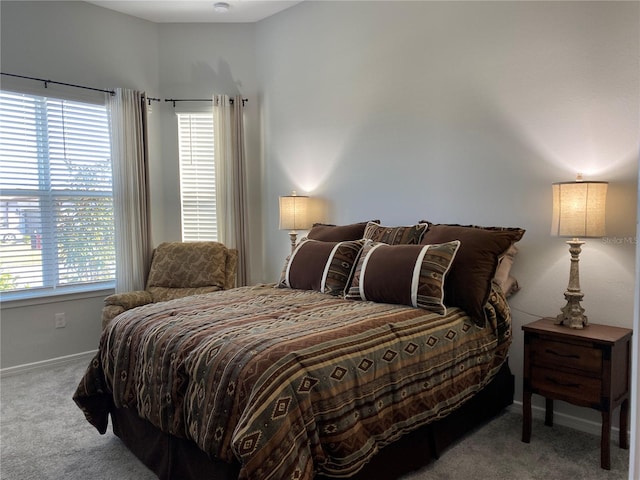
top-left (102, 241), bottom-right (238, 329)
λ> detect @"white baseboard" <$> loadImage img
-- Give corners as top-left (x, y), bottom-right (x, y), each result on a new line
top-left (0, 350), bottom-right (97, 378)
top-left (509, 400), bottom-right (619, 437)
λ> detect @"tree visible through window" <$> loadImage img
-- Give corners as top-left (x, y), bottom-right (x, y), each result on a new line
top-left (0, 90), bottom-right (115, 297)
top-left (177, 113), bottom-right (217, 242)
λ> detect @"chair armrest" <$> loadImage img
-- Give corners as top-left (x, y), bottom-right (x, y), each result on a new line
top-left (102, 290), bottom-right (153, 330)
top-left (104, 290), bottom-right (153, 310)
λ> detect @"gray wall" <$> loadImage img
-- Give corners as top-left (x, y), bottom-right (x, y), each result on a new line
top-left (0, 2), bottom-right (263, 365)
top-left (255, 0), bottom-right (639, 432)
top-left (0, 2), bottom-right (264, 367)
top-left (0, 1), bottom-right (161, 367)
top-left (0, 0), bottom-right (638, 451)
top-left (156, 23), bottom-right (263, 282)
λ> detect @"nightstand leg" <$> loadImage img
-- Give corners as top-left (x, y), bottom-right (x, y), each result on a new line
top-left (522, 391), bottom-right (532, 443)
top-left (601, 410), bottom-right (611, 470)
top-left (620, 398), bottom-right (629, 449)
top-left (544, 398), bottom-right (554, 427)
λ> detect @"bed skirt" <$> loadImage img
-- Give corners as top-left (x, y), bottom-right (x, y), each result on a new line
top-left (110, 361), bottom-right (514, 480)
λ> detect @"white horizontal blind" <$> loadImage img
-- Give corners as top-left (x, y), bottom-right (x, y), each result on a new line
top-left (0, 90), bottom-right (115, 297)
top-left (177, 113), bottom-right (217, 241)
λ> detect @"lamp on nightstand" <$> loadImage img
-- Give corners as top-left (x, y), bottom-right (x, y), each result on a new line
top-left (279, 191), bottom-right (311, 253)
top-left (551, 175), bottom-right (608, 329)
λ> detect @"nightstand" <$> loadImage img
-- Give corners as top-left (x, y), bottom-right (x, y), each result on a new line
top-left (521, 318), bottom-right (632, 470)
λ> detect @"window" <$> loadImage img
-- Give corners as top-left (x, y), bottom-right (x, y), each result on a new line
top-left (177, 113), bottom-right (217, 241)
top-left (0, 90), bottom-right (115, 298)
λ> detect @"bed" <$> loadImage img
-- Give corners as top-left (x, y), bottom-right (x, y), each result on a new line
top-left (74, 220), bottom-right (524, 480)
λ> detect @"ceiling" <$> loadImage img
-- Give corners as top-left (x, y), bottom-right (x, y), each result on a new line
top-left (86, 0), bottom-right (304, 23)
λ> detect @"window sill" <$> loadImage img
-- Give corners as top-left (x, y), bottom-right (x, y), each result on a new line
top-left (0, 285), bottom-right (114, 309)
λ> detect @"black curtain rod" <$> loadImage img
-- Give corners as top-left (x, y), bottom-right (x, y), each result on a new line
top-left (2, 73), bottom-right (245, 108)
top-left (2, 72), bottom-right (164, 105)
top-left (1, 72), bottom-right (116, 96)
top-left (165, 98), bottom-right (248, 108)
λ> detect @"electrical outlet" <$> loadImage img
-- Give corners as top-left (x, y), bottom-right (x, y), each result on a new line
top-left (55, 313), bottom-right (66, 329)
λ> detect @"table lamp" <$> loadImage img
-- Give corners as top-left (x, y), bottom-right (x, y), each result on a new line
top-left (279, 191), bottom-right (311, 253)
top-left (551, 176), bottom-right (607, 329)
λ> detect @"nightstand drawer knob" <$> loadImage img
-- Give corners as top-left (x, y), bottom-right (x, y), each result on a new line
top-left (545, 348), bottom-right (579, 359)
top-left (545, 376), bottom-right (580, 388)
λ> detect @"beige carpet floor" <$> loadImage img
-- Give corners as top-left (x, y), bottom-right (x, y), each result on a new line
top-left (0, 358), bottom-right (630, 479)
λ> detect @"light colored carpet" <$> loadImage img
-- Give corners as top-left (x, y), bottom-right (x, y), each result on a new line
top-left (0, 359), bottom-right (630, 480)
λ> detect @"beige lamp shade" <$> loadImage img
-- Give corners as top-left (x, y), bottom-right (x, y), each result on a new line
top-left (279, 192), bottom-right (311, 231)
top-left (551, 181), bottom-right (607, 238)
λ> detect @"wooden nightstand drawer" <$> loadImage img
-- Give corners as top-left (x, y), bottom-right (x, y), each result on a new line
top-left (531, 366), bottom-right (601, 404)
top-left (522, 318), bottom-right (633, 470)
top-left (530, 338), bottom-right (602, 374)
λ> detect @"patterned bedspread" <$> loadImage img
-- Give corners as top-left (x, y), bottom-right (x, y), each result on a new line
top-left (74, 284), bottom-right (512, 480)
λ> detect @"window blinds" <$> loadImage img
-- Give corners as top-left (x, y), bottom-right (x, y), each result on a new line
top-left (0, 90), bottom-right (115, 297)
top-left (177, 113), bottom-right (218, 242)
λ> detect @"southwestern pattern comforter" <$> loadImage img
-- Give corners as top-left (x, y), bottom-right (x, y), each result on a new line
top-left (74, 284), bottom-right (512, 480)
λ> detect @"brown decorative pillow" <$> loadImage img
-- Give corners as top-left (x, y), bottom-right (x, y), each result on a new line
top-left (362, 222), bottom-right (428, 245)
top-left (307, 220), bottom-right (379, 241)
top-left (420, 222), bottom-right (525, 326)
top-left (278, 239), bottom-right (365, 295)
top-left (345, 240), bottom-right (461, 315)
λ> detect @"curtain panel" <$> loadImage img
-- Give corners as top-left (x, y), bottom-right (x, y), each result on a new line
top-left (108, 88), bottom-right (152, 293)
top-left (213, 95), bottom-right (249, 286)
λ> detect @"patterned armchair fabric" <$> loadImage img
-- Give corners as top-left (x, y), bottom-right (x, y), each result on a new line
top-left (102, 241), bottom-right (238, 329)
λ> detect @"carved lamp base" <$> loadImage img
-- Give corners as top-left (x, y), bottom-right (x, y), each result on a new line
top-left (289, 231), bottom-right (298, 253)
top-left (555, 291), bottom-right (588, 329)
top-left (554, 239), bottom-right (588, 329)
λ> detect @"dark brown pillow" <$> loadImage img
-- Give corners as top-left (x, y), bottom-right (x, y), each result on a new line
top-left (278, 239), bottom-right (365, 295)
top-left (307, 220), bottom-right (379, 242)
top-left (345, 240), bottom-right (461, 315)
top-left (363, 222), bottom-right (428, 245)
top-left (420, 222), bottom-right (525, 326)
